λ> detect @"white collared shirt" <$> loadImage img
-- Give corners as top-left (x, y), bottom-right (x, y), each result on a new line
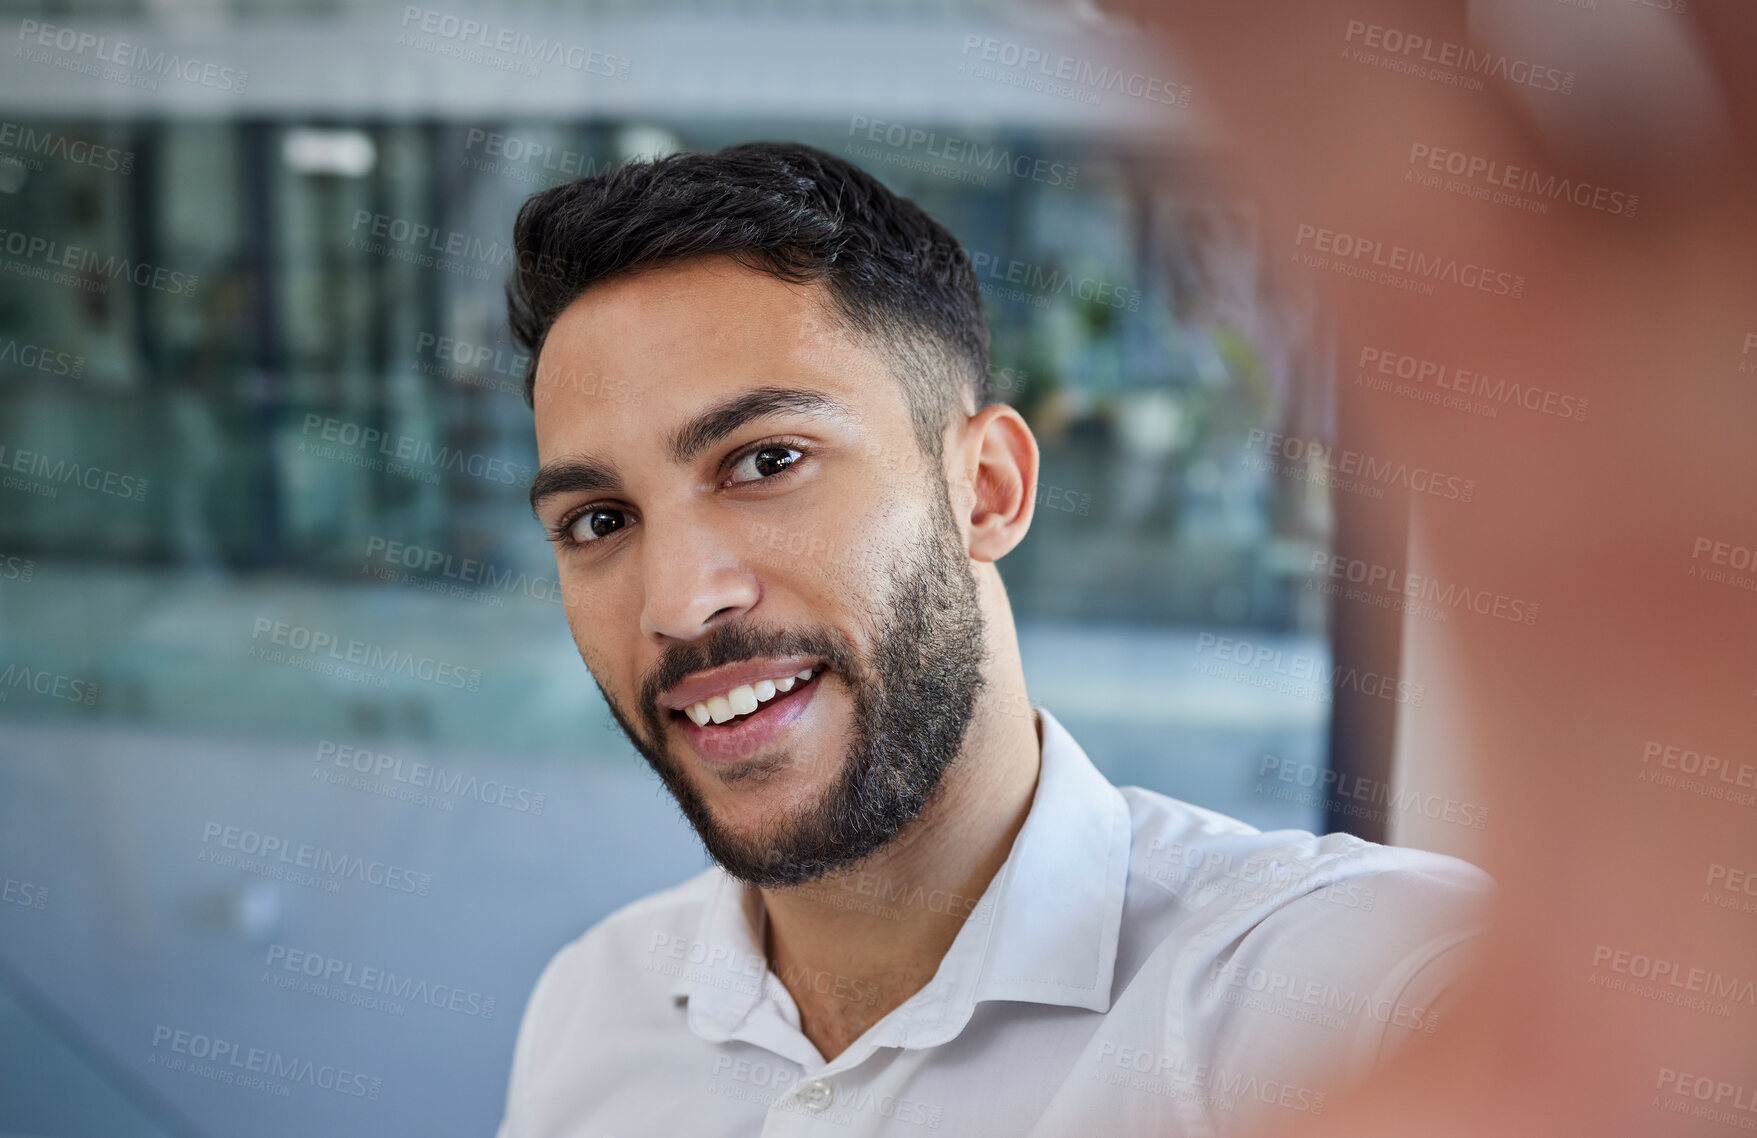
top-left (494, 707), bottom-right (1492, 1138)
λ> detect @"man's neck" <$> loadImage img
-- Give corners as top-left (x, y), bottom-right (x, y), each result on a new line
top-left (758, 684), bottom-right (1043, 1062)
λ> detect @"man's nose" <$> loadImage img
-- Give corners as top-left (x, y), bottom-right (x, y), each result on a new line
top-left (636, 518), bottom-right (760, 642)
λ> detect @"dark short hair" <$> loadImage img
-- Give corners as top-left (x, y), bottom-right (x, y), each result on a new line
top-left (505, 141), bottom-right (991, 453)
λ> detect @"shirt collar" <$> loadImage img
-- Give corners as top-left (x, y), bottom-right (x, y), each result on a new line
top-left (968, 705), bottom-right (1132, 1013)
top-left (671, 706), bottom-right (1133, 1049)
top-left (668, 869), bottom-right (770, 1038)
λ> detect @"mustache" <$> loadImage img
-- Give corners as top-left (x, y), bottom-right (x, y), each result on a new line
top-left (637, 622), bottom-right (862, 725)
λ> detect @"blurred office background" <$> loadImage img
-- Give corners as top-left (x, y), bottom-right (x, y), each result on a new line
top-left (0, 1), bottom-right (1340, 1135)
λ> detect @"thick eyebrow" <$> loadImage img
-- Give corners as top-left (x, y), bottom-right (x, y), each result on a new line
top-left (667, 386), bottom-right (854, 465)
top-left (529, 456), bottom-right (622, 517)
top-left (528, 387), bottom-right (854, 517)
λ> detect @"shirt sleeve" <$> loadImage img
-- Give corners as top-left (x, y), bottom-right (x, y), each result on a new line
top-left (1194, 856), bottom-right (1494, 1136)
top-left (493, 944), bottom-right (573, 1138)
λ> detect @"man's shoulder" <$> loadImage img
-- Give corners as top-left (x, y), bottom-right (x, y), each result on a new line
top-left (1111, 784), bottom-right (1494, 1087)
top-left (1116, 782), bottom-right (1494, 1013)
top-left (1118, 782), bottom-right (1493, 918)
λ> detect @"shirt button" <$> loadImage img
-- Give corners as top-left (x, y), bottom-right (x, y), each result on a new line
top-left (798, 1078), bottom-right (833, 1111)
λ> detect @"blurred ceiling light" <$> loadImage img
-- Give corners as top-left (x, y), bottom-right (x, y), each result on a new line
top-left (282, 128), bottom-right (377, 177)
top-left (614, 125), bottom-right (683, 164)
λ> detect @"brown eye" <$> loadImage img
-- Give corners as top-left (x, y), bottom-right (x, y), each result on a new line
top-left (729, 445), bottom-right (802, 484)
top-left (570, 508), bottom-right (628, 543)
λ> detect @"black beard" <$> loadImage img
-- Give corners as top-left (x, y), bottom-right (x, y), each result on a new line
top-left (596, 495), bottom-right (987, 888)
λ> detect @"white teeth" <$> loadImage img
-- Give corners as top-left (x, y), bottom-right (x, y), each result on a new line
top-left (685, 668), bottom-right (819, 726)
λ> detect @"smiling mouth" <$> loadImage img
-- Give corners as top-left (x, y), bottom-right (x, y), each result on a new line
top-left (675, 666), bottom-right (822, 728)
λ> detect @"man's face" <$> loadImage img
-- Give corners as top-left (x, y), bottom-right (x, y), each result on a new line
top-left (530, 256), bottom-right (987, 887)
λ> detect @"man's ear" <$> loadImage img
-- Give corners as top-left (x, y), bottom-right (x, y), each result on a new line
top-left (952, 403), bottom-right (1040, 563)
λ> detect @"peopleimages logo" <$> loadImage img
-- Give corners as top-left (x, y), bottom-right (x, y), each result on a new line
top-left (149, 1025), bottom-right (380, 1099)
top-left (957, 34), bottom-right (1192, 107)
top-left (1204, 959), bottom-right (1441, 1033)
top-left (249, 617), bottom-right (484, 691)
top-left (1244, 428), bottom-right (1476, 501)
top-left (0, 227), bottom-right (198, 297)
top-left (1590, 944), bottom-right (1754, 1012)
top-left (1639, 740), bottom-right (1756, 790)
top-left (461, 128), bottom-right (613, 179)
top-left (396, 5), bottom-right (631, 78)
top-left (416, 331), bottom-right (528, 383)
top-left (1308, 553), bottom-right (1539, 627)
top-left (1703, 863), bottom-right (1757, 916)
top-left (1192, 632), bottom-right (1426, 706)
top-left (314, 739), bottom-right (547, 814)
top-left (264, 943), bottom-right (496, 1019)
top-left (904, 238), bottom-right (1143, 312)
top-left (1405, 143), bottom-right (1638, 218)
top-left (846, 115), bottom-right (1079, 189)
top-left (299, 414), bottom-right (533, 487)
top-left (1655, 1066), bottom-right (1757, 1126)
top-left (0, 442), bottom-right (148, 501)
top-left (0, 662), bottom-right (98, 706)
top-left (0, 335), bottom-right (84, 378)
top-left (1689, 536), bottom-right (1757, 594)
top-left (709, 1054), bottom-right (946, 1127)
top-left (199, 821), bottom-right (434, 896)
top-left (1141, 837), bottom-right (1378, 910)
top-left (16, 20), bottom-right (249, 93)
top-left (0, 122), bottom-right (133, 174)
top-left (1341, 20), bottom-right (1574, 94)
top-left (1355, 345), bottom-right (1588, 423)
top-left (347, 210), bottom-right (570, 284)
top-left (1091, 1042), bottom-right (1327, 1114)
top-left (1257, 754), bottom-right (1490, 831)
top-left (827, 868), bottom-right (991, 924)
top-left (362, 536), bottom-right (567, 606)
top-left (1, 873), bottom-right (48, 910)
top-left (1293, 223), bottom-right (1525, 298)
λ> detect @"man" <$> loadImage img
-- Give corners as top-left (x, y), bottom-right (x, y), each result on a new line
top-left (495, 141), bottom-right (1491, 1137)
